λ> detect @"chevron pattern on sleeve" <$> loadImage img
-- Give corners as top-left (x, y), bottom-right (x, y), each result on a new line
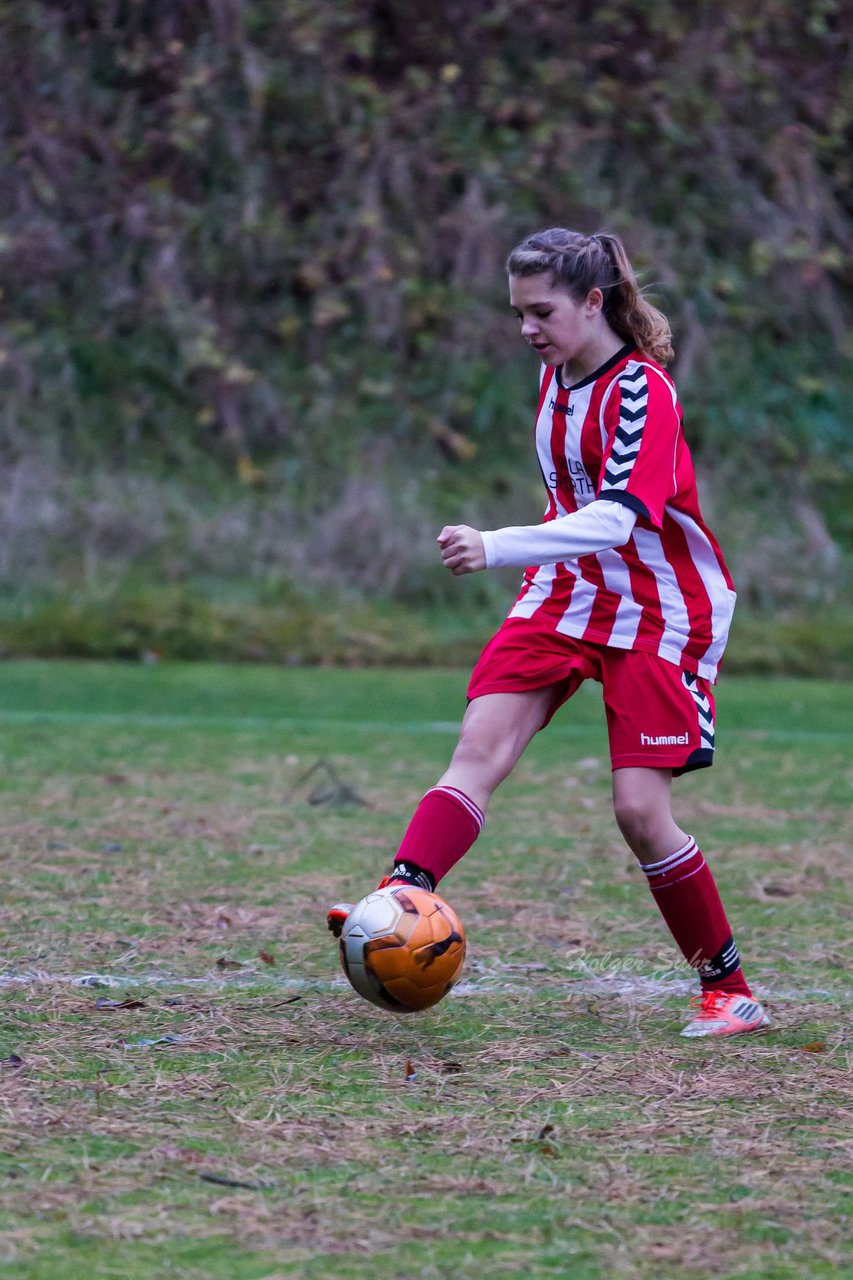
top-left (602, 365), bottom-right (649, 490)
top-left (682, 671), bottom-right (716, 752)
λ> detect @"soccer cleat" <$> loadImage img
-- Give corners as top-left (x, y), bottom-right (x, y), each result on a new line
top-left (680, 989), bottom-right (771, 1038)
top-left (326, 902), bottom-right (354, 938)
top-left (326, 876), bottom-right (402, 938)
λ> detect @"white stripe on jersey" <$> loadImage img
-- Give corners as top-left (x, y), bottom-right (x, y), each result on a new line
top-left (554, 577), bottom-right (598, 636)
top-left (517, 377), bottom-right (598, 620)
top-left (667, 507), bottom-right (737, 673)
top-left (594, 548), bottom-right (642, 649)
top-left (509, 561), bottom-right (559, 619)
top-left (536, 381), bottom-right (596, 514)
top-left (567, 384), bottom-right (596, 508)
top-left (632, 526), bottom-right (692, 665)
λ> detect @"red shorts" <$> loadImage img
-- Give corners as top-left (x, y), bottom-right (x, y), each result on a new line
top-left (467, 617), bottom-right (715, 776)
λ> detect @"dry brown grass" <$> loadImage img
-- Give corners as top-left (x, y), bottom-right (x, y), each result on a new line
top-left (0, 674), bottom-right (850, 1278)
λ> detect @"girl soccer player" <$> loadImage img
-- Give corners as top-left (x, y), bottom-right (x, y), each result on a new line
top-left (329, 228), bottom-right (769, 1039)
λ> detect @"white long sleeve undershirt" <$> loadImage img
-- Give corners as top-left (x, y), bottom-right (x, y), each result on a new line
top-left (480, 499), bottom-right (638, 569)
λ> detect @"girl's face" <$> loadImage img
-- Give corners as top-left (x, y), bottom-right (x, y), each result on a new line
top-left (509, 273), bottom-right (601, 366)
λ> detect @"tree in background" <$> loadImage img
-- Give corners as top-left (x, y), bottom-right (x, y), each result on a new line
top-left (0, 0), bottom-right (850, 656)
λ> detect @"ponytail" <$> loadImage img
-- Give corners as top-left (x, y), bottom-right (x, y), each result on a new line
top-left (506, 228), bottom-right (673, 365)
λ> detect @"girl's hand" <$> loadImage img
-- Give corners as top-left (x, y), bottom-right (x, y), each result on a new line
top-left (437, 525), bottom-right (486, 575)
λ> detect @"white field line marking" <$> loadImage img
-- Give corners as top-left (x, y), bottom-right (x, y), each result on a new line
top-left (0, 968), bottom-right (845, 1004)
top-left (0, 707), bottom-right (850, 742)
top-left (0, 969), bottom-right (311, 991)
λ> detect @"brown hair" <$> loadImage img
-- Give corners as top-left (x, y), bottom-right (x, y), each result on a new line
top-left (506, 228), bottom-right (673, 365)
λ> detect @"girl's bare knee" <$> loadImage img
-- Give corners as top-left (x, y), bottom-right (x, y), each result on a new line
top-left (451, 732), bottom-right (516, 788)
top-left (614, 797), bottom-right (657, 852)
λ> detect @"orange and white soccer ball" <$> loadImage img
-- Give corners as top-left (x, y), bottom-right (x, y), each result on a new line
top-left (339, 885), bottom-right (466, 1013)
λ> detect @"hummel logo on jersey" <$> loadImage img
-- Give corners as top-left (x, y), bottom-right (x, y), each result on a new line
top-left (640, 732), bottom-right (689, 745)
top-left (548, 397), bottom-right (574, 415)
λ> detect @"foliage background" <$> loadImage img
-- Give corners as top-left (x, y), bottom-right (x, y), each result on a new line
top-left (1, 0), bottom-right (851, 668)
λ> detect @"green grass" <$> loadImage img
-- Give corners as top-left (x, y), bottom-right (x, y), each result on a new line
top-left (0, 661), bottom-right (850, 1279)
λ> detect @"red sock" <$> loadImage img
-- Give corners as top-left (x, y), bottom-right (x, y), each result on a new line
top-left (642, 837), bottom-right (752, 997)
top-left (393, 786), bottom-right (484, 887)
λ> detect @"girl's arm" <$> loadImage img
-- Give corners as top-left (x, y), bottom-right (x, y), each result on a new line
top-left (438, 499), bottom-right (637, 575)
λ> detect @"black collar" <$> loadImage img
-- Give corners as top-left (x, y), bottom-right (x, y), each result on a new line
top-left (555, 343), bottom-right (634, 392)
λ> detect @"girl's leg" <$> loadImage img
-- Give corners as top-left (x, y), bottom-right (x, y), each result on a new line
top-left (610, 766), bottom-right (687, 864)
top-left (390, 687), bottom-right (560, 889)
top-left (327, 687), bottom-right (561, 934)
top-left (612, 767), bottom-right (752, 997)
top-left (439, 688), bottom-right (561, 810)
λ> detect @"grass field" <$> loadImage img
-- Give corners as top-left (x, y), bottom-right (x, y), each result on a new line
top-left (0, 660), bottom-right (850, 1279)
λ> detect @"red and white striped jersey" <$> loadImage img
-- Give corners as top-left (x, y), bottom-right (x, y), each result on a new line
top-left (508, 344), bottom-right (736, 681)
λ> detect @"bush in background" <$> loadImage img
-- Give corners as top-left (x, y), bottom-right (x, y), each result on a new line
top-left (0, 1), bottom-right (850, 667)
